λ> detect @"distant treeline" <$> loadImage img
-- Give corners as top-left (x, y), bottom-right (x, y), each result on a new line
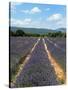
top-left (10, 29), bottom-right (66, 37)
top-left (46, 32), bottom-right (66, 37)
top-left (10, 29), bottom-right (41, 37)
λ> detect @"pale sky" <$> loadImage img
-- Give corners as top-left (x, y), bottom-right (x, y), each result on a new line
top-left (10, 2), bottom-right (66, 29)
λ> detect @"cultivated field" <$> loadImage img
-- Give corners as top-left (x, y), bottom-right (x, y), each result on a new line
top-left (45, 37), bottom-right (66, 72)
top-left (10, 37), bottom-right (38, 82)
top-left (10, 37), bottom-right (66, 87)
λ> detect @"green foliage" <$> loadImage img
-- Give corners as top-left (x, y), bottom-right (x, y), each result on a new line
top-left (16, 30), bottom-right (25, 36)
top-left (46, 31), bottom-right (66, 37)
top-left (10, 29), bottom-right (66, 37)
top-left (25, 33), bottom-right (41, 37)
top-left (10, 29), bottom-right (41, 37)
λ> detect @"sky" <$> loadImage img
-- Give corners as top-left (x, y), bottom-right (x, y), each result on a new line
top-left (10, 2), bottom-right (66, 29)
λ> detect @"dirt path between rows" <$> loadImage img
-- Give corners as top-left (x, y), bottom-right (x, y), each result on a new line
top-left (43, 38), bottom-right (65, 84)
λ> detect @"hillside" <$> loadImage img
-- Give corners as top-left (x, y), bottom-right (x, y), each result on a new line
top-left (10, 27), bottom-right (66, 35)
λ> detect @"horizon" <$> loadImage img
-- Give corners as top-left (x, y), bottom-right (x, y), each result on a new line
top-left (10, 26), bottom-right (66, 30)
top-left (10, 2), bottom-right (66, 29)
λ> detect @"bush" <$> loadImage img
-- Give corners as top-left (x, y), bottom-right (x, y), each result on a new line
top-left (46, 31), bottom-right (66, 37)
top-left (16, 30), bottom-right (25, 36)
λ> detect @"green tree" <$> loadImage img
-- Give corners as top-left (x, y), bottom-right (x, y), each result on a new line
top-left (16, 30), bottom-right (25, 36)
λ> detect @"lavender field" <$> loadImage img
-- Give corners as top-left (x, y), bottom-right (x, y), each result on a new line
top-left (10, 37), bottom-right (66, 87)
top-left (10, 37), bottom-right (38, 83)
top-left (45, 37), bottom-right (66, 72)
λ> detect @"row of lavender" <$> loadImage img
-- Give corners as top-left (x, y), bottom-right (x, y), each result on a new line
top-left (44, 37), bottom-right (66, 73)
top-left (15, 38), bottom-right (59, 87)
top-left (10, 37), bottom-right (38, 81)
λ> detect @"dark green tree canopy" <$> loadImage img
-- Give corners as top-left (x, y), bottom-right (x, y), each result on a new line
top-left (16, 30), bottom-right (25, 36)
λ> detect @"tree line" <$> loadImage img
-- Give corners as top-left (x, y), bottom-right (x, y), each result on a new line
top-left (10, 29), bottom-right (66, 37)
top-left (10, 29), bottom-right (41, 37)
top-left (46, 31), bottom-right (66, 37)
